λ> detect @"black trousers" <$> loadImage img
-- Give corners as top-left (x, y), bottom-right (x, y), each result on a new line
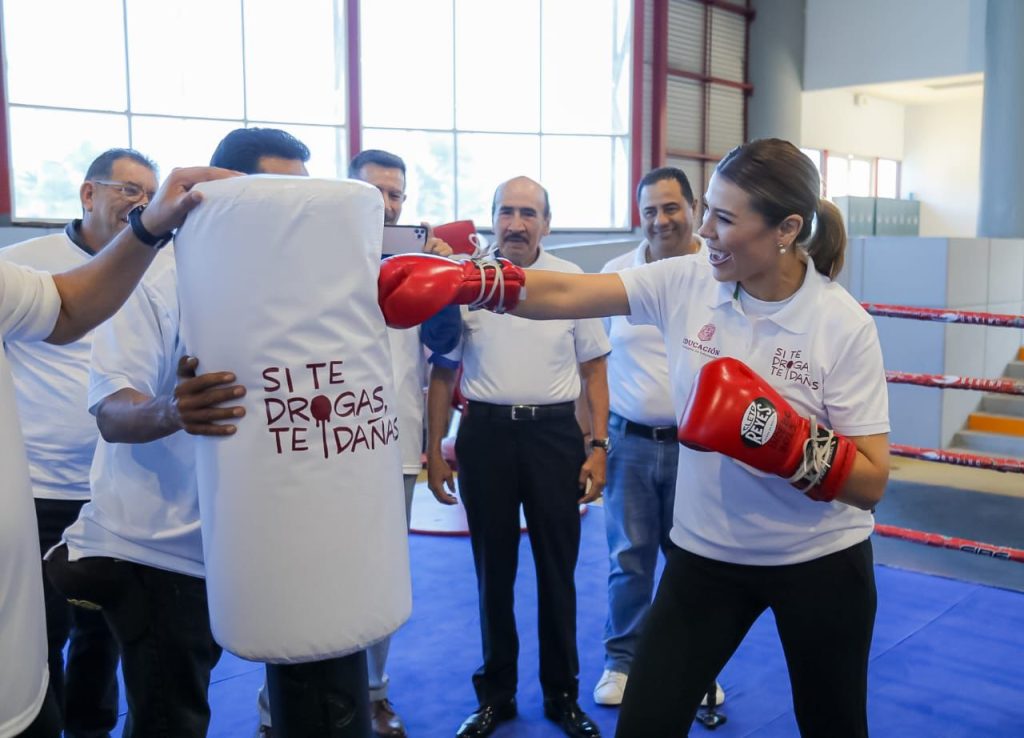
top-left (616, 539), bottom-right (877, 738)
top-left (265, 652), bottom-right (372, 738)
top-left (455, 408), bottom-right (586, 705)
top-left (46, 545), bottom-right (222, 738)
top-left (34, 498), bottom-right (119, 737)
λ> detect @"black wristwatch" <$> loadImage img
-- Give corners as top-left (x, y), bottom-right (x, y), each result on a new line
top-left (590, 437), bottom-right (611, 453)
top-left (128, 206), bottom-right (174, 250)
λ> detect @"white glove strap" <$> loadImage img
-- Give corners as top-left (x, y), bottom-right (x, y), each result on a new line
top-left (785, 415), bottom-right (835, 490)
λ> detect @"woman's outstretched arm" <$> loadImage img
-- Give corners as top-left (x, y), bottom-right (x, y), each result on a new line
top-left (513, 270), bottom-right (630, 320)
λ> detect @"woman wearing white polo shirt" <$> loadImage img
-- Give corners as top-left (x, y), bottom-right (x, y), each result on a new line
top-left (510, 138), bottom-right (889, 738)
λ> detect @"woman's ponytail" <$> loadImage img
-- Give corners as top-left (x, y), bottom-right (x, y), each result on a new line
top-left (805, 199), bottom-right (846, 280)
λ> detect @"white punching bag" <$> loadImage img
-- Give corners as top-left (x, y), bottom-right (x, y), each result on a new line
top-left (174, 175), bottom-right (411, 663)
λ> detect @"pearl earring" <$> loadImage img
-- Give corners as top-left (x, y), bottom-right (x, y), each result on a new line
top-left (778, 243), bottom-right (787, 254)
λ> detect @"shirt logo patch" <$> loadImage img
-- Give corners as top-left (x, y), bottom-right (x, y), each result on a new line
top-left (682, 325), bottom-right (721, 357)
top-left (741, 397), bottom-right (777, 447)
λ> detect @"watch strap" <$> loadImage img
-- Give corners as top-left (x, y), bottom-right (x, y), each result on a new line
top-left (128, 206), bottom-right (173, 250)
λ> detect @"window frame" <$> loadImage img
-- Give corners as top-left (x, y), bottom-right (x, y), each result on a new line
top-left (651, 0), bottom-right (754, 210)
top-left (0, 0), bottom-right (642, 231)
top-left (815, 148), bottom-right (902, 201)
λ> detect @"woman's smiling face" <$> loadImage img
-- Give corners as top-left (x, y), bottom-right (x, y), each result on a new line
top-left (698, 172), bottom-right (804, 301)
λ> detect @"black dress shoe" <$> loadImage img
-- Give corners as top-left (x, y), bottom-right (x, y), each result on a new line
top-left (455, 699), bottom-right (517, 738)
top-left (543, 694), bottom-right (601, 738)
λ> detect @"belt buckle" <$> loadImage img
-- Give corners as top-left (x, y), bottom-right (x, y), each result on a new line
top-left (511, 404), bottom-right (536, 421)
top-left (654, 426), bottom-right (675, 442)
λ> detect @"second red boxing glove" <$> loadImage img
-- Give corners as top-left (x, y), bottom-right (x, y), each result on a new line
top-left (378, 253), bottom-right (526, 329)
top-left (676, 357), bottom-right (856, 502)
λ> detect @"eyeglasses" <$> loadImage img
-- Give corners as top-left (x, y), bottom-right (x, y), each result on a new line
top-left (89, 179), bottom-right (156, 202)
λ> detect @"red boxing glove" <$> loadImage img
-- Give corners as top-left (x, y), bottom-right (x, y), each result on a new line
top-left (676, 357), bottom-right (857, 502)
top-left (378, 253), bottom-right (526, 329)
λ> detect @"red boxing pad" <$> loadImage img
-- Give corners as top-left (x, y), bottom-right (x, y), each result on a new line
top-left (433, 220), bottom-right (482, 255)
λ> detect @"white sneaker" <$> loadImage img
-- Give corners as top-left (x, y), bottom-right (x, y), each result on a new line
top-left (700, 681), bottom-right (726, 707)
top-left (593, 669), bottom-right (628, 705)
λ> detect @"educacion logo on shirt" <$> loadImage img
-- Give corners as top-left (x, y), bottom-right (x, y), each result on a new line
top-left (682, 323), bottom-right (721, 357)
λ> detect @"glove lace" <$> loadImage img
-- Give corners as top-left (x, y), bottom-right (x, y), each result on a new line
top-left (786, 415), bottom-right (835, 490)
top-left (466, 257), bottom-right (507, 313)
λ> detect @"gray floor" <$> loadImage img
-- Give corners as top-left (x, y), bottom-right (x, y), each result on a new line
top-left (873, 478), bottom-right (1024, 592)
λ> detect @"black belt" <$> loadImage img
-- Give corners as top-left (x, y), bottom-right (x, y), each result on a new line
top-left (612, 413), bottom-right (677, 442)
top-left (468, 400), bottom-right (576, 421)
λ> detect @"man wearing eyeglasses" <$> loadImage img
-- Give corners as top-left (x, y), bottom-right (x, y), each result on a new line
top-left (41, 129), bottom-right (314, 738)
top-left (0, 147), bottom-right (157, 738)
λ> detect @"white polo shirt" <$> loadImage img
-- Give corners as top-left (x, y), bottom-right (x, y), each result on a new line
top-left (0, 261), bottom-right (59, 736)
top-left (387, 326), bottom-right (428, 475)
top-left (450, 248), bottom-right (611, 404)
top-left (63, 249), bottom-right (204, 578)
top-left (601, 239), bottom-right (704, 426)
top-left (619, 252), bottom-right (889, 565)
top-left (0, 231), bottom-right (97, 501)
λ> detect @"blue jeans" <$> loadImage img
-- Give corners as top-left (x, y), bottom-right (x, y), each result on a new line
top-left (602, 413), bottom-right (678, 674)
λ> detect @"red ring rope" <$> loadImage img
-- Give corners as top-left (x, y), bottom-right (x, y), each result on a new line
top-left (863, 303), bottom-right (1024, 328)
top-left (891, 444), bottom-right (1024, 474)
top-left (874, 523), bottom-right (1024, 563)
top-left (885, 371), bottom-right (1024, 396)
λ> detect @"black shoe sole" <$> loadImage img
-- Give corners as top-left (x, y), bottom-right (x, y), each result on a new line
top-left (542, 707), bottom-right (601, 738)
top-left (455, 701), bottom-right (518, 738)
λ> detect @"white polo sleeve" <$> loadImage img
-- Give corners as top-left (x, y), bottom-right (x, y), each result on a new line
top-left (618, 260), bottom-right (676, 333)
top-left (0, 261), bottom-right (60, 342)
top-left (823, 317), bottom-right (891, 437)
top-left (573, 316), bottom-right (611, 364)
top-left (88, 281), bottom-right (171, 412)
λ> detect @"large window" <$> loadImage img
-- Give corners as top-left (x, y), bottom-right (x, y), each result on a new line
top-left (3, 0), bottom-right (348, 221)
top-left (2, 0), bottom-right (632, 229)
top-left (804, 149), bottom-right (901, 200)
top-left (360, 0), bottom-right (632, 229)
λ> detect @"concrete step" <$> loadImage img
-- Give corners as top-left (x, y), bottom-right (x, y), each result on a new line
top-left (967, 412), bottom-right (1024, 437)
top-left (1006, 360), bottom-right (1024, 379)
top-left (980, 393), bottom-right (1024, 417)
top-left (951, 430), bottom-right (1024, 459)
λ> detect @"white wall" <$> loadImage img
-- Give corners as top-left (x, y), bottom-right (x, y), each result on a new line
top-left (901, 95), bottom-right (983, 237)
top-left (804, 0), bottom-right (985, 90)
top-left (801, 90), bottom-right (905, 159)
top-left (801, 89), bottom-right (983, 240)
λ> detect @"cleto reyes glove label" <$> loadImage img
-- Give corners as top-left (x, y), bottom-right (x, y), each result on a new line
top-left (740, 397), bottom-right (778, 447)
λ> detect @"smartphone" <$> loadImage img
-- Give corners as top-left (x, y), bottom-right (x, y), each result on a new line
top-left (382, 224), bottom-right (428, 256)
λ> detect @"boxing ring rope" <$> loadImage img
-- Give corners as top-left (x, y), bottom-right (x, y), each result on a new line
top-left (867, 302), bottom-right (1024, 563)
top-left (862, 303), bottom-right (1024, 329)
top-left (873, 524), bottom-right (1024, 563)
top-left (890, 443), bottom-right (1024, 473)
top-left (884, 371), bottom-right (1024, 396)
